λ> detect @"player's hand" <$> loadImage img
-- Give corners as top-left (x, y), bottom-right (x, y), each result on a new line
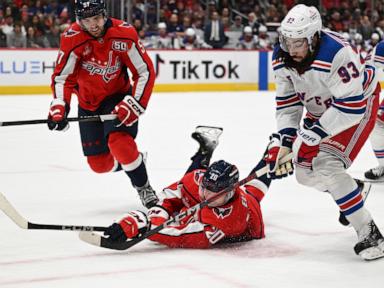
top-left (113, 95), bottom-right (145, 127)
top-left (265, 133), bottom-right (294, 179)
top-left (148, 205), bottom-right (169, 226)
top-left (104, 210), bottom-right (149, 242)
top-left (293, 122), bottom-right (328, 166)
top-left (47, 98), bottom-right (69, 131)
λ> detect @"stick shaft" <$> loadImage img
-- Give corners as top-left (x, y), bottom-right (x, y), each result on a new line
top-left (0, 191), bottom-right (107, 232)
top-left (0, 114), bottom-right (116, 127)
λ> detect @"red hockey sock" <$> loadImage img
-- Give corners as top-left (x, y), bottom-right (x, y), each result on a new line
top-left (108, 132), bottom-right (140, 166)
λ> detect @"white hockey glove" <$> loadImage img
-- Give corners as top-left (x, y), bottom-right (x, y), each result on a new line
top-left (265, 133), bottom-right (294, 179)
top-left (104, 210), bottom-right (149, 242)
top-left (47, 98), bottom-right (69, 131)
top-left (148, 205), bottom-right (170, 226)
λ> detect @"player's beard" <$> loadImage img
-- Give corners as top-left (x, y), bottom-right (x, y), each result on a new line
top-left (88, 26), bottom-right (104, 38)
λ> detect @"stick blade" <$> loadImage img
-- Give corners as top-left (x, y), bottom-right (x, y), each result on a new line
top-left (79, 231), bottom-right (102, 247)
top-left (0, 192), bottom-right (28, 229)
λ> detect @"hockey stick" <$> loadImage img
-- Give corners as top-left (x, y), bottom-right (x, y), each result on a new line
top-left (0, 114), bottom-right (117, 127)
top-left (0, 192), bottom-right (107, 232)
top-left (79, 153), bottom-right (293, 250)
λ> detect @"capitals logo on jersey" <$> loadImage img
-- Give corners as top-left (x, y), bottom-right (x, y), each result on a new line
top-left (213, 206), bottom-right (233, 219)
top-left (81, 51), bottom-right (121, 83)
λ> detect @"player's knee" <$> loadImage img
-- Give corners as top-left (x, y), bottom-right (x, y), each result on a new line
top-left (108, 132), bottom-right (139, 165)
top-left (87, 153), bottom-right (115, 173)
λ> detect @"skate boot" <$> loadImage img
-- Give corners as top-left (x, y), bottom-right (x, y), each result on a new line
top-left (191, 125), bottom-right (223, 155)
top-left (365, 166), bottom-right (384, 181)
top-left (354, 220), bottom-right (384, 261)
top-left (339, 179), bottom-right (372, 226)
top-left (136, 182), bottom-right (158, 209)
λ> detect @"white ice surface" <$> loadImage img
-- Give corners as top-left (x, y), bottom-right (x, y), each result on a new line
top-left (0, 92), bottom-right (384, 288)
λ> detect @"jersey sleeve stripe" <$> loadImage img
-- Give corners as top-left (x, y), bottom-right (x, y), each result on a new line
top-left (374, 149), bottom-right (384, 158)
top-left (159, 221), bottom-right (206, 236)
top-left (127, 43), bottom-right (150, 103)
top-left (53, 51), bottom-right (78, 100)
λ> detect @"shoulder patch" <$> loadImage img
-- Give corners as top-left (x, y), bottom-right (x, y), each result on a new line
top-left (120, 22), bottom-right (132, 28)
top-left (63, 28), bottom-right (80, 38)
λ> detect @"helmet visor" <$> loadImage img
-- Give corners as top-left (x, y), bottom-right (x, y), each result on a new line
top-left (199, 184), bottom-right (228, 207)
top-left (279, 33), bottom-right (308, 52)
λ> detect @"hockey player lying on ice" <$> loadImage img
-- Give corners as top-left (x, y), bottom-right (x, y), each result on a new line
top-left (104, 126), bottom-right (286, 249)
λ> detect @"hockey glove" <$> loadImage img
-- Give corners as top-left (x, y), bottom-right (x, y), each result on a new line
top-left (47, 98), bottom-right (69, 131)
top-left (104, 210), bottom-right (149, 242)
top-left (148, 205), bottom-right (170, 226)
top-left (113, 95), bottom-right (145, 127)
top-left (265, 133), bottom-right (294, 179)
top-left (293, 122), bottom-right (328, 166)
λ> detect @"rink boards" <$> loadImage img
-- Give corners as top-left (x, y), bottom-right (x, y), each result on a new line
top-left (0, 49), bottom-right (383, 94)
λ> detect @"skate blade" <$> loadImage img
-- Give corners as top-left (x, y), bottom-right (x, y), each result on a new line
top-left (359, 244), bottom-right (384, 261)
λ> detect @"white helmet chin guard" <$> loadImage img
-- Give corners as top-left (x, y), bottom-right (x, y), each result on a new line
top-left (279, 4), bottom-right (322, 52)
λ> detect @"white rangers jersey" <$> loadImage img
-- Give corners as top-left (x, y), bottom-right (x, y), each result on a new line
top-left (272, 31), bottom-right (368, 137)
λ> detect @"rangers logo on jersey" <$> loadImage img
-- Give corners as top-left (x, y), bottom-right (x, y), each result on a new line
top-left (213, 206), bottom-right (233, 219)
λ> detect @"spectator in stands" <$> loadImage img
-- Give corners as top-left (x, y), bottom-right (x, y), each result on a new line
top-left (374, 19), bottom-right (384, 40)
top-left (132, 18), bottom-right (143, 32)
top-left (181, 15), bottom-right (192, 31)
top-left (366, 32), bottom-right (380, 53)
top-left (1, 15), bottom-right (14, 35)
top-left (45, 23), bottom-right (60, 48)
top-left (329, 11), bottom-right (343, 32)
top-left (167, 13), bottom-right (183, 34)
top-left (230, 15), bottom-right (244, 32)
top-left (247, 12), bottom-right (260, 35)
top-left (6, 22), bottom-right (26, 48)
top-left (0, 27), bottom-right (7, 47)
top-left (180, 27), bottom-right (211, 50)
top-left (151, 22), bottom-right (173, 49)
top-left (255, 25), bottom-right (272, 49)
top-left (204, 11), bottom-right (226, 49)
top-left (360, 15), bottom-right (374, 40)
top-left (26, 26), bottom-right (49, 48)
top-left (236, 26), bottom-right (257, 50)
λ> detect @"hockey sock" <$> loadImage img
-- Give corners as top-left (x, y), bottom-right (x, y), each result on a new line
top-left (124, 159), bottom-right (148, 188)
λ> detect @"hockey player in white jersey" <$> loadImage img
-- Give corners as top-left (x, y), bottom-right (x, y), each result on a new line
top-left (363, 41), bottom-right (384, 181)
top-left (267, 4), bottom-right (384, 260)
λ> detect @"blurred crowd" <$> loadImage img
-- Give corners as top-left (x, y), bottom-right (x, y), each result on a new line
top-left (1, 0), bottom-right (384, 53)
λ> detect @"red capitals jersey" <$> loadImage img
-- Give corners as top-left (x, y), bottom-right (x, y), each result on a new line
top-left (51, 18), bottom-right (155, 111)
top-left (149, 169), bottom-right (266, 248)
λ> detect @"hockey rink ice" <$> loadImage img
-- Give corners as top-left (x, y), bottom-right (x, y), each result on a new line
top-left (1, 91), bottom-right (384, 287)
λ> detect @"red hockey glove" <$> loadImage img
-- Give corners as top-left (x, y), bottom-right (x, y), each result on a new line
top-left (113, 95), bottom-right (145, 127)
top-left (104, 210), bottom-right (149, 242)
top-left (148, 205), bottom-right (169, 226)
top-left (265, 132), bottom-right (294, 179)
top-left (293, 122), bottom-right (328, 166)
top-left (47, 98), bottom-right (69, 131)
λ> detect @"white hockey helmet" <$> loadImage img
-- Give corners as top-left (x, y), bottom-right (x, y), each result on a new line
top-left (186, 28), bottom-right (195, 37)
top-left (279, 4), bottom-right (322, 52)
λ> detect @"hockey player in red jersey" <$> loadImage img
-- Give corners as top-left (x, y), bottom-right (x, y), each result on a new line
top-left (47, 0), bottom-right (158, 208)
top-left (104, 126), bottom-right (270, 248)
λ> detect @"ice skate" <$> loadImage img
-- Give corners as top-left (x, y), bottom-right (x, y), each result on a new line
top-left (191, 125), bottom-right (223, 155)
top-left (364, 166), bottom-right (384, 182)
top-left (339, 179), bottom-right (372, 226)
top-left (354, 220), bottom-right (384, 261)
top-left (136, 182), bottom-right (158, 209)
